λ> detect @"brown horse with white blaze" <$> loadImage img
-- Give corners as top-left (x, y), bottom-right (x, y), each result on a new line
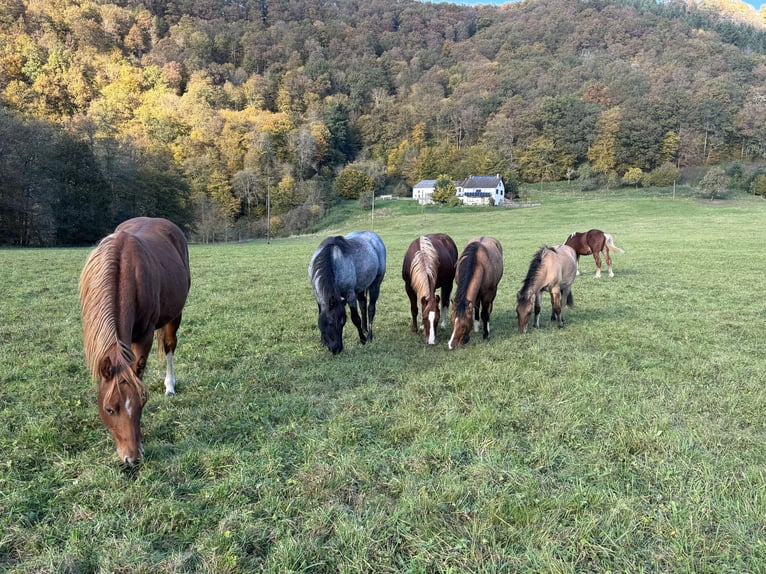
top-left (402, 233), bottom-right (459, 345)
top-left (516, 244), bottom-right (577, 333)
top-left (564, 229), bottom-right (624, 277)
top-left (79, 217), bottom-right (190, 465)
top-left (448, 237), bottom-right (504, 350)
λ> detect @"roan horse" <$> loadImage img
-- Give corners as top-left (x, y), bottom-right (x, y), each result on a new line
top-left (402, 233), bottom-right (458, 345)
top-left (309, 230), bottom-right (386, 354)
top-left (448, 236), bottom-right (504, 350)
top-left (564, 229), bottom-right (624, 278)
top-left (79, 217), bottom-right (190, 465)
top-left (516, 244), bottom-right (577, 333)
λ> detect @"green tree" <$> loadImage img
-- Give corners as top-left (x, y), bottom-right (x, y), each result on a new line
top-left (699, 166), bottom-right (728, 200)
top-left (622, 167), bottom-right (644, 188)
top-left (518, 137), bottom-right (573, 184)
top-left (333, 167), bottom-right (373, 200)
top-left (432, 174), bottom-right (457, 204)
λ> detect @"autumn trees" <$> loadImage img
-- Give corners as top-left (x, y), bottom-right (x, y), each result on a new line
top-left (2, 0), bottom-right (766, 244)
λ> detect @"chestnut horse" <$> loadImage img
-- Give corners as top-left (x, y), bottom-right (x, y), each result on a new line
top-left (309, 231), bottom-right (386, 354)
top-left (402, 233), bottom-right (458, 345)
top-left (448, 237), bottom-right (504, 350)
top-left (79, 217), bottom-right (190, 465)
top-left (516, 244), bottom-right (577, 333)
top-left (564, 229), bottom-right (624, 278)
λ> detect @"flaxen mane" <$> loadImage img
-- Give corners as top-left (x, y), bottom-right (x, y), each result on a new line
top-left (79, 235), bottom-right (144, 401)
top-left (409, 236), bottom-right (438, 299)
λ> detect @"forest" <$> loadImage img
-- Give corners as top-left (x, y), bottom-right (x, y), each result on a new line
top-left (2, 0), bottom-right (766, 245)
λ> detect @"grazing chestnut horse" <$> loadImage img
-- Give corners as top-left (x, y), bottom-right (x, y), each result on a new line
top-left (564, 229), bottom-right (624, 278)
top-left (79, 217), bottom-right (190, 465)
top-left (516, 244), bottom-right (577, 333)
top-left (309, 231), bottom-right (386, 354)
top-left (448, 237), bottom-right (504, 350)
top-left (402, 233), bottom-right (458, 345)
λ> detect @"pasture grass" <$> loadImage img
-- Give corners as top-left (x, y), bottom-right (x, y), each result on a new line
top-left (2, 187), bottom-right (766, 572)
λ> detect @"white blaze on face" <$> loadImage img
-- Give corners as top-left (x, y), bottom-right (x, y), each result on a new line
top-left (427, 311), bottom-right (436, 345)
top-left (164, 351), bottom-right (176, 395)
top-left (125, 397), bottom-right (133, 417)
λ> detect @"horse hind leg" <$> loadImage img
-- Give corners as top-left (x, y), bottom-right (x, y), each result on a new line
top-left (593, 252), bottom-right (603, 278)
top-left (157, 315), bottom-right (182, 395)
top-left (480, 300), bottom-right (493, 339)
top-left (604, 248), bottom-right (614, 277)
top-left (366, 279), bottom-right (383, 342)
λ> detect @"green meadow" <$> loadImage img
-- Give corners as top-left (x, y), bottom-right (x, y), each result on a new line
top-left (2, 187), bottom-right (766, 573)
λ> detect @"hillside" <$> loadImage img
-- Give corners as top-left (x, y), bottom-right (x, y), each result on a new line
top-left (2, 0), bottom-right (766, 245)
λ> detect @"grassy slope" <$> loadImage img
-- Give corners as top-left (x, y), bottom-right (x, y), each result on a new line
top-left (2, 187), bottom-right (766, 572)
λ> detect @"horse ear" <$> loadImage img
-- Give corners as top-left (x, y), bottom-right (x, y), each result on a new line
top-left (420, 296), bottom-right (428, 306)
top-left (99, 356), bottom-right (113, 381)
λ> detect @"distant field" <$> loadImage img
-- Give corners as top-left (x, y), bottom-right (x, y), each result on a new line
top-left (2, 188), bottom-right (766, 572)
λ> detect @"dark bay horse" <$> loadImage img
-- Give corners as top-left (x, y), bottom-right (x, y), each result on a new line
top-left (448, 236), bottom-right (504, 350)
top-left (564, 229), bottom-right (624, 278)
top-left (516, 244), bottom-right (577, 333)
top-left (79, 217), bottom-right (190, 465)
top-left (309, 230), bottom-right (386, 354)
top-left (402, 233), bottom-right (458, 345)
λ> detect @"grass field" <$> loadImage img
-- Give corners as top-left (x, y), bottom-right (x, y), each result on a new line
top-left (2, 186), bottom-right (766, 572)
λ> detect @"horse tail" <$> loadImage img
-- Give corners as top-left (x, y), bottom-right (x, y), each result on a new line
top-left (566, 289), bottom-right (574, 308)
top-left (604, 233), bottom-right (624, 254)
top-left (155, 328), bottom-right (167, 358)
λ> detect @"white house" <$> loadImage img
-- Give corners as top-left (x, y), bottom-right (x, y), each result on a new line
top-left (456, 175), bottom-right (505, 206)
top-left (412, 179), bottom-right (437, 204)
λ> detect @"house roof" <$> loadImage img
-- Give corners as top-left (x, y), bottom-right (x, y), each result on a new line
top-left (414, 180), bottom-right (437, 188)
top-left (458, 175), bottom-right (502, 188)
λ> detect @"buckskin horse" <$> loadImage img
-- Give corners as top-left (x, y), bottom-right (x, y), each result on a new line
top-left (309, 230), bottom-right (386, 354)
top-left (79, 217), bottom-right (191, 465)
top-left (402, 233), bottom-right (458, 345)
top-left (516, 244), bottom-right (577, 333)
top-left (448, 236), bottom-right (504, 350)
top-left (564, 229), bottom-right (624, 277)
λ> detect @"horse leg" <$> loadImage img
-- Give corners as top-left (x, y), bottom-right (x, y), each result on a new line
top-left (406, 285), bottom-right (419, 333)
top-left (357, 290), bottom-right (369, 337)
top-left (604, 248), bottom-right (614, 277)
top-left (593, 252), bottom-right (602, 278)
top-left (158, 315), bottom-right (182, 395)
top-left (533, 292), bottom-right (542, 328)
top-left (347, 296), bottom-right (367, 345)
top-left (473, 300), bottom-right (481, 333)
top-left (366, 278), bottom-right (383, 342)
top-left (575, 254), bottom-right (581, 276)
top-left (550, 288), bottom-right (562, 325)
top-left (481, 299), bottom-right (493, 339)
top-left (439, 284), bottom-right (452, 329)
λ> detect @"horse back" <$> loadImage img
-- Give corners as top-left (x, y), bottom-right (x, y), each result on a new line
top-left (552, 244), bottom-right (578, 285)
top-left (342, 231), bottom-right (387, 292)
top-left (114, 218), bottom-right (190, 328)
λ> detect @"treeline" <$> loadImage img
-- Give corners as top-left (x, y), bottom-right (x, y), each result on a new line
top-left (2, 0), bottom-right (766, 245)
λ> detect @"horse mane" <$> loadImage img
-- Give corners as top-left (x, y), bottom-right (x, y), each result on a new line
top-left (517, 246), bottom-right (550, 302)
top-left (79, 234), bottom-right (145, 401)
top-left (409, 236), bottom-right (438, 299)
top-left (311, 236), bottom-right (347, 302)
top-left (455, 241), bottom-right (481, 316)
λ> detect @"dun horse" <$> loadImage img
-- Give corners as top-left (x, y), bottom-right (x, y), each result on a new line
top-left (516, 244), bottom-right (577, 333)
top-left (564, 229), bottom-right (624, 277)
top-left (309, 231), bottom-right (386, 354)
top-left (79, 217), bottom-right (190, 465)
top-left (402, 233), bottom-right (458, 345)
top-left (448, 237), bottom-right (504, 350)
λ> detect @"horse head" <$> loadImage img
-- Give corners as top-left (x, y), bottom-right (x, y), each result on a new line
top-left (515, 289), bottom-right (535, 333)
top-left (318, 296), bottom-right (346, 354)
top-left (448, 300), bottom-right (473, 350)
top-left (96, 354), bottom-right (147, 466)
top-left (421, 294), bottom-right (440, 345)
